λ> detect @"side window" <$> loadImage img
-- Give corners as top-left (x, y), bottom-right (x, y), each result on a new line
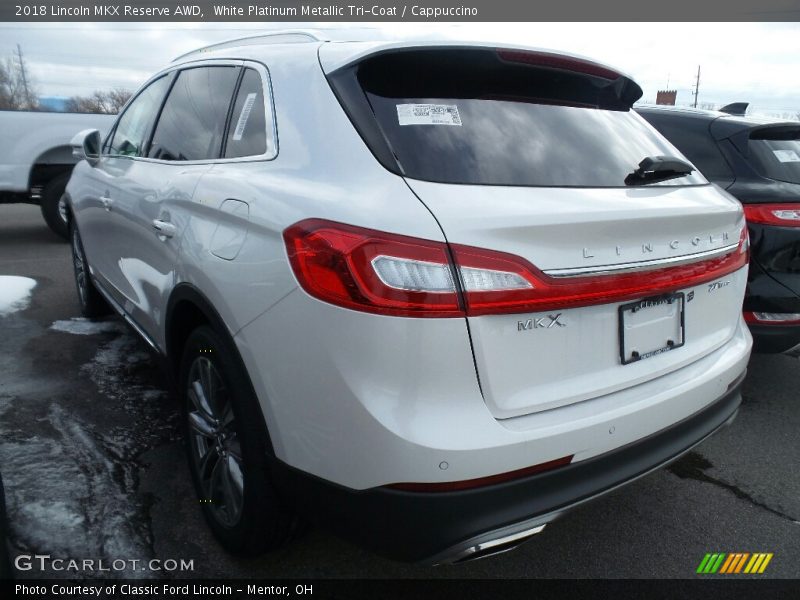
top-left (648, 116), bottom-right (734, 183)
top-left (224, 68), bottom-right (268, 159)
top-left (107, 76), bottom-right (170, 157)
top-left (148, 66), bottom-right (239, 161)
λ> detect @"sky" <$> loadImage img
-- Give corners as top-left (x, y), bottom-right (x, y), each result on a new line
top-left (0, 22), bottom-right (798, 118)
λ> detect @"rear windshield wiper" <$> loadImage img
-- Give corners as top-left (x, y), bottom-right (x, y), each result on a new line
top-left (624, 155), bottom-right (694, 186)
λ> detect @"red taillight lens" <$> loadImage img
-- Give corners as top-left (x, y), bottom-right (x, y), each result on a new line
top-left (284, 219), bottom-right (463, 317)
top-left (452, 226), bottom-right (749, 315)
top-left (743, 204), bottom-right (800, 226)
top-left (284, 220), bottom-right (749, 318)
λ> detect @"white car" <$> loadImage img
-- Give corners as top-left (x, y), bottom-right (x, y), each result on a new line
top-left (65, 32), bottom-right (752, 564)
top-left (0, 110), bottom-right (114, 238)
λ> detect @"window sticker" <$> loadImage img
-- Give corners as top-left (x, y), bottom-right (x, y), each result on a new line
top-left (232, 93), bottom-right (257, 141)
top-left (773, 149), bottom-right (800, 163)
top-left (397, 104), bottom-right (462, 126)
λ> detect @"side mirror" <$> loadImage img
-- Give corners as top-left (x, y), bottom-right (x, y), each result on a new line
top-left (70, 129), bottom-right (101, 166)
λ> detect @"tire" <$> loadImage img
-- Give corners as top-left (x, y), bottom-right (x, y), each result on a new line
top-left (40, 172), bottom-right (70, 240)
top-left (180, 325), bottom-right (294, 555)
top-left (70, 223), bottom-right (110, 318)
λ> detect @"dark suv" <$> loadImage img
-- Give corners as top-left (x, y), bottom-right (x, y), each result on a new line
top-left (638, 104), bottom-right (800, 354)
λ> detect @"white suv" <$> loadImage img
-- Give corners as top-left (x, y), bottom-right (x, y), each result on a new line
top-left (65, 32), bottom-right (752, 564)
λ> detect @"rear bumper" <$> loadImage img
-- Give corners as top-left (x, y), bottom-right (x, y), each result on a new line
top-left (270, 373), bottom-right (744, 563)
top-left (744, 257), bottom-right (800, 353)
top-left (747, 323), bottom-right (800, 354)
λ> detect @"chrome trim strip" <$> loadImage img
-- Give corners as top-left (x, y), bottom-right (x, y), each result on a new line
top-left (544, 243), bottom-right (738, 278)
top-left (92, 278), bottom-right (161, 354)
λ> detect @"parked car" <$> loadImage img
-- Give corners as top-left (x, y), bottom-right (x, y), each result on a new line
top-left (638, 104), bottom-right (800, 354)
top-left (0, 110), bottom-right (114, 238)
top-left (65, 33), bottom-right (752, 564)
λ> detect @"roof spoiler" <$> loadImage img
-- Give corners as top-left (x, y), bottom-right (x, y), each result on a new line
top-left (719, 102), bottom-right (749, 116)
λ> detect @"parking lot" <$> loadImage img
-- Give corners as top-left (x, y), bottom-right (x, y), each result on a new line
top-left (1, 202), bottom-right (798, 579)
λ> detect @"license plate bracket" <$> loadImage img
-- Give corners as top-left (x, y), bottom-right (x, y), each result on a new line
top-left (619, 293), bottom-right (685, 365)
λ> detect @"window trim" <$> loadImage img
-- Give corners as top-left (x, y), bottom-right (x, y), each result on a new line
top-left (221, 66), bottom-right (273, 160)
top-left (102, 58), bottom-right (279, 165)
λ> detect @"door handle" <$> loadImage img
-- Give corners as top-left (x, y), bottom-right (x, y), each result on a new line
top-left (152, 219), bottom-right (177, 238)
top-left (100, 196), bottom-right (113, 211)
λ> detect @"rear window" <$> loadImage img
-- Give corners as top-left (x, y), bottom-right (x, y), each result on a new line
top-left (747, 129), bottom-right (800, 185)
top-left (224, 68), bottom-right (268, 159)
top-left (334, 49), bottom-right (706, 188)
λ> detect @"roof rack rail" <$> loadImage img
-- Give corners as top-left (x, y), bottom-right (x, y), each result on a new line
top-left (719, 102), bottom-right (749, 116)
top-left (173, 30), bottom-right (328, 62)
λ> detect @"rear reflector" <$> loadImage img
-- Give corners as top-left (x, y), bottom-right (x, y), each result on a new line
top-left (284, 219), bottom-right (749, 318)
top-left (497, 49), bottom-right (621, 80)
top-left (743, 204), bottom-right (800, 226)
top-left (386, 455), bottom-right (574, 493)
top-left (744, 311), bottom-right (800, 325)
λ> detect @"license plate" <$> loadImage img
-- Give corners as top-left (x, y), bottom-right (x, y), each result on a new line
top-left (619, 293), bottom-right (685, 365)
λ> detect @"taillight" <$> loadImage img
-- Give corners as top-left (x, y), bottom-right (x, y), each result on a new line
top-left (284, 220), bottom-right (749, 318)
top-left (283, 219), bottom-right (463, 317)
top-left (452, 226), bottom-right (749, 315)
top-left (744, 311), bottom-right (800, 325)
top-left (743, 204), bottom-right (800, 226)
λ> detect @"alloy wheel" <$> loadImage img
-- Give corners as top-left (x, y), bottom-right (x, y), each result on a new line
top-left (187, 356), bottom-right (244, 528)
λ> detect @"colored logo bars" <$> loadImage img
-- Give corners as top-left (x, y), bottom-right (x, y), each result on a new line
top-left (696, 553), bottom-right (773, 574)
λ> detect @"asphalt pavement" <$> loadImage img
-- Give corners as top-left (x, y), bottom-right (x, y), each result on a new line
top-left (0, 203), bottom-right (798, 579)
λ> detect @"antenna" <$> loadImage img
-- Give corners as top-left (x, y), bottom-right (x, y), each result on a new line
top-left (692, 65), bottom-right (701, 108)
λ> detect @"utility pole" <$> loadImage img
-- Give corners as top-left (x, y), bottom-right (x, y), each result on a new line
top-left (692, 65), bottom-right (701, 108)
top-left (16, 43), bottom-right (31, 107)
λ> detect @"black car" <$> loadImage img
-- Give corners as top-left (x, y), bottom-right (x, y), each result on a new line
top-left (637, 104), bottom-right (800, 354)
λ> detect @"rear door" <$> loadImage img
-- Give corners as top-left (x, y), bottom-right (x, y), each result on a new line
top-left (326, 46), bottom-right (748, 419)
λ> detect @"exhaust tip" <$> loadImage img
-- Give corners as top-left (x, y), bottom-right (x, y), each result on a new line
top-left (439, 523), bottom-right (547, 565)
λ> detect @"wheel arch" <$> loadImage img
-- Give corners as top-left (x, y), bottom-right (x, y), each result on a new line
top-left (28, 145), bottom-right (76, 192)
top-left (166, 283), bottom-right (277, 455)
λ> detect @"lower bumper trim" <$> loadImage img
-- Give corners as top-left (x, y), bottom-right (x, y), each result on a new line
top-left (269, 372), bottom-right (745, 563)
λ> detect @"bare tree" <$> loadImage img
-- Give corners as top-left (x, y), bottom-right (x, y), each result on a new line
top-left (64, 88), bottom-right (132, 114)
top-left (0, 54), bottom-right (39, 110)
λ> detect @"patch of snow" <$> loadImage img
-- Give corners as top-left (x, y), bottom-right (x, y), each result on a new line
top-left (0, 326), bottom-right (177, 577)
top-left (0, 276), bottom-right (36, 316)
top-left (50, 317), bottom-right (124, 336)
top-left (0, 406), bottom-right (153, 563)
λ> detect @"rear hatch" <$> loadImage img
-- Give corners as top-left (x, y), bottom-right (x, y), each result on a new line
top-left (324, 44), bottom-right (748, 419)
